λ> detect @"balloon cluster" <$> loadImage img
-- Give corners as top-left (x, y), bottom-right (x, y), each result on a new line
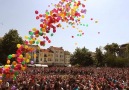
top-left (25, 0), bottom-right (88, 46)
top-left (0, 0), bottom-right (98, 83)
top-left (0, 44), bottom-right (37, 83)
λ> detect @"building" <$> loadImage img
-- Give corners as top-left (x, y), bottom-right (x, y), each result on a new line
top-left (28, 45), bottom-right (71, 66)
top-left (39, 49), bottom-right (54, 65)
top-left (48, 46), bottom-right (65, 66)
top-left (64, 51), bottom-right (71, 66)
top-left (119, 43), bottom-right (129, 57)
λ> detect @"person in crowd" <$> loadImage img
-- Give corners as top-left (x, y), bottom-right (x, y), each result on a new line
top-left (0, 67), bottom-right (129, 90)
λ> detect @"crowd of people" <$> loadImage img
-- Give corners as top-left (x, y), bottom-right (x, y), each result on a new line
top-left (0, 66), bottom-right (129, 90)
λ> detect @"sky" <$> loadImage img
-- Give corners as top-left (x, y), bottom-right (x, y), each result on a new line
top-left (0, 0), bottom-right (129, 53)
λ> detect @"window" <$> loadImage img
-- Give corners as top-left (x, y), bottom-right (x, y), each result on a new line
top-left (60, 51), bottom-right (63, 53)
top-left (40, 58), bottom-right (42, 61)
top-left (60, 55), bottom-right (63, 57)
top-left (61, 59), bottom-right (64, 61)
top-left (60, 55), bottom-right (64, 58)
top-left (44, 54), bottom-right (47, 57)
top-left (44, 58), bottom-right (47, 62)
top-left (48, 54), bottom-right (51, 57)
top-left (48, 58), bottom-right (52, 61)
top-left (55, 59), bottom-right (58, 62)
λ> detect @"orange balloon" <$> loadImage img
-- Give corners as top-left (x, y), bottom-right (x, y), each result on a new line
top-left (7, 60), bottom-right (10, 64)
top-left (0, 80), bottom-right (2, 84)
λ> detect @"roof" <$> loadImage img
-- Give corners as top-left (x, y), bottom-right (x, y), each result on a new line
top-left (49, 46), bottom-right (64, 50)
top-left (120, 43), bottom-right (129, 47)
top-left (40, 49), bottom-right (54, 53)
top-left (27, 45), bottom-right (39, 47)
top-left (64, 51), bottom-right (70, 55)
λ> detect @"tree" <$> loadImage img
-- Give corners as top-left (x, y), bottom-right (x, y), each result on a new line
top-left (104, 43), bottom-right (119, 56)
top-left (111, 43), bottom-right (119, 56)
top-left (70, 47), bottom-right (94, 66)
top-left (1, 29), bottom-right (23, 64)
top-left (0, 38), bottom-right (3, 64)
top-left (95, 47), bottom-right (104, 66)
top-left (0, 38), bottom-right (2, 53)
top-left (125, 44), bottom-right (129, 58)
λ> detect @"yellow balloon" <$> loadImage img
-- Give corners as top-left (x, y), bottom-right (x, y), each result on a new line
top-left (81, 15), bottom-right (85, 18)
top-left (4, 65), bottom-right (10, 68)
top-left (24, 45), bottom-right (28, 49)
top-left (29, 56), bottom-right (31, 59)
top-left (17, 44), bottom-right (21, 48)
top-left (12, 54), bottom-right (16, 58)
top-left (26, 59), bottom-right (30, 63)
top-left (24, 36), bottom-right (28, 39)
top-left (19, 55), bottom-right (23, 59)
top-left (38, 39), bottom-right (40, 42)
top-left (95, 21), bottom-right (98, 23)
top-left (34, 54), bottom-right (37, 58)
top-left (32, 28), bottom-right (37, 31)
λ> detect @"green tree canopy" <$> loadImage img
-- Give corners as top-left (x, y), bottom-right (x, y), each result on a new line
top-left (70, 47), bottom-right (94, 66)
top-left (0, 29), bottom-right (23, 64)
top-left (104, 43), bottom-right (119, 56)
top-left (95, 47), bottom-right (104, 66)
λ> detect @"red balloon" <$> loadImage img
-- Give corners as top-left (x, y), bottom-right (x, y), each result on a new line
top-left (53, 29), bottom-right (56, 33)
top-left (40, 41), bottom-right (45, 46)
top-left (48, 40), bottom-right (51, 43)
top-left (72, 36), bottom-right (74, 38)
top-left (40, 24), bottom-right (43, 28)
top-left (35, 10), bottom-right (39, 14)
top-left (36, 16), bottom-right (39, 20)
top-left (46, 36), bottom-right (49, 41)
top-left (43, 36), bottom-right (46, 39)
top-left (91, 18), bottom-right (93, 20)
top-left (39, 14), bottom-right (43, 17)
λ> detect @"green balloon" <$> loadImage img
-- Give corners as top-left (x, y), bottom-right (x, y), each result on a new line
top-left (11, 65), bottom-right (14, 69)
top-left (13, 76), bottom-right (17, 80)
top-left (33, 41), bottom-right (35, 44)
top-left (39, 31), bottom-right (43, 36)
top-left (22, 61), bottom-right (25, 65)
top-left (86, 24), bottom-right (88, 27)
top-left (2, 74), bottom-right (6, 79)
top-left (8, 55), bottom-right (12, 59)
top-left (29, 31), bottom-right (33, 36)
top-left (10, 69), bottom-right (13, 73)
top-left (36, 41), bottom-right (39, 44)
top-left (46, 12), bottom-right (49, 15)
top-left (51, 33), bottom-right (54, 36)
top-left (28, 37), bottom-right (31, 40)
top-left (40, 28), bottom-right (42, 31)
top-left (14, 71), bottom-right (18, 76)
